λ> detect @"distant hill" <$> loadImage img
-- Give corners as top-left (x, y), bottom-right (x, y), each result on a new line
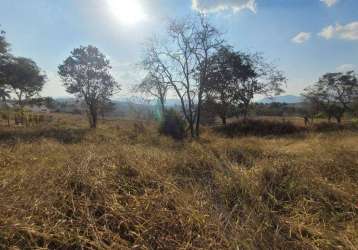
top-left (55, 95), bottom-right (304, 106)
top-left (258, 95), bottom-right (303, 104)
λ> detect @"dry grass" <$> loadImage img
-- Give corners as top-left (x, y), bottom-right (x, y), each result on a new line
top-left (0, 114), bottom-right (357, 249)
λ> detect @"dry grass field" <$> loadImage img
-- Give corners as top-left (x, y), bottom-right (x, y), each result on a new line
top-left (0, 114), bottom-right (357, 249)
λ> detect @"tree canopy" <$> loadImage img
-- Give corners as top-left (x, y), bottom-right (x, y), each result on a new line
top-left (302, 71), bottom-right (358, 123)
top-left (58, 45), bottom-right (120, 128)
top-left (203, 46), bottom-right (286, 123)
top-left (1, 57), bottom-right (46, 105)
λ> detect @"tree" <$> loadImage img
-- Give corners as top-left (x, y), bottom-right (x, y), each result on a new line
top-left (135, 72), bottom-right (168, 113)
top-left (98, 98), bottom-right (116, 119)
top-left (204, 47), bottom-right (286, 123)
top-left (58, 45), bottom-right (120, 128)
top-left (302, 71), bottom-right (358, 123)
top-left (204, 46), bottom-right (255, 125)
top-left (0, 27), bottom-right (9, 55)
top-left (0, 27), bottom-right (11, 102)
top-left (1, 57), bottom-right (46, 106)
top-left (143, 15), bottom-right (223, 137)
top-left (235, 53), bottom-right (286, 120)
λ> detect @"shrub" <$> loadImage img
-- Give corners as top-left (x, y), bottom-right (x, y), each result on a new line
top-left (215, 119), bottom-right (304, 137)
top-left (311, 122), bottom-right (344, 132)
top-left (159, 109), bottom-right (186, 140)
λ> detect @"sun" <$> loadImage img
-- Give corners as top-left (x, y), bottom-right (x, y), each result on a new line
top-left (107, 0), bottom-right (147, 25)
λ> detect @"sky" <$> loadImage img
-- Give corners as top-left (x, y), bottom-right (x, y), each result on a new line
top-left (0, 0), bottom-right (357, 98)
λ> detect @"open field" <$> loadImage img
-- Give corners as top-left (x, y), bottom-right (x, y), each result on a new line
top-left (0, 114), bottom-right (357, 249)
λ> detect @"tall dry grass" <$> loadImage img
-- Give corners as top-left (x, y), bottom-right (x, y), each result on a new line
top-left (0, 115), bottom-right (357, 249)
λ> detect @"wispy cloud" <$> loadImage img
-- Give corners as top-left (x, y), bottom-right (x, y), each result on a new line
top-left (291, 32), bottom-right (311, 44)
top-left (319, 22), bottom-right (358, 41)
top-left (192, 0), bottom-right (256, 13)
top-left (320, 0), bottom-right (339, 7)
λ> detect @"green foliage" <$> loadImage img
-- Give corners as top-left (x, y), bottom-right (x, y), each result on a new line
top-left (159, 109), bottom-right (186, 140)
top-left (58, 45), bottom-right (120, 128)
top-left (1, 57), bottom-right (46, 104)
top-left (303, 71), bottom-right (358, 123)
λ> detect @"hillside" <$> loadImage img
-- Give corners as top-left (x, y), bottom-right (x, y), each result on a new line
top-left (258, 95), bottom-right (303, 104)
top-left (0, 115), bottom-right (357, 249)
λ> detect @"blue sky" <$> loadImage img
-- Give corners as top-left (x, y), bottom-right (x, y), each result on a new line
top-left (0, 0), bottom-right (357, 98)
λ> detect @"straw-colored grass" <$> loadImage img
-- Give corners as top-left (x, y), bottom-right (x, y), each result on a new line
top-left (0, 114), bottom-right (357, 249)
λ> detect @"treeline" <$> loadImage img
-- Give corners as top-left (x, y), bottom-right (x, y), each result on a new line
top-left (2, 15), bottom-right (358, 134)
top-left (136, 16), bottom-right (358, 130)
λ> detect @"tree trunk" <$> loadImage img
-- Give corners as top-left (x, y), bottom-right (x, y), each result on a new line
top-left (221, 116), bottom-right (227, 126)
top-left (88, 106), bottom-right (97, 129)
top-left (243, 103), bottom-right (249, 122)
top-left (160, 98), bottom-right (165, 115)
top-left (195, 90), bottom-right (203, 138)
top-left (335, 116), bottom-right (341, 124)
top-left (189, 120), bottom-right (195, 138)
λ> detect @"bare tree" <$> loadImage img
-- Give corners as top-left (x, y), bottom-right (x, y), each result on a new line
top-left (58, 45), bottom-right (120, 128)
top-left (134, 72), bottom-right (168, 113)
top-left (142, 15), bottom-right (223, 137)
top-left (193, 15), bottom-right (224, 136)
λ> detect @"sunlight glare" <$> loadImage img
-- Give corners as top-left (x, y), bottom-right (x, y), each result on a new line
top-left (107, 0), bottom-right (147, 25)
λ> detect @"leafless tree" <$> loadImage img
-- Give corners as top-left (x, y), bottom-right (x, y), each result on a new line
top-left (142, 15), bottom-right (223, 137)
top-left (134, 72), bottom-right (168, 113)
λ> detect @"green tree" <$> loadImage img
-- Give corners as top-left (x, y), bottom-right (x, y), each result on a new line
top-left (58, 45), bottom-right (120, 128)
top-left (204, 46), bottom-right (255, 125)
top-left (1, 57), bottom-right (46, 106)
top-left (0, 27), bottom-right (11, 102)
top-left (303, 71), bottom-right (358, 123)
top-left (204, 47), bottom-right (286, 122)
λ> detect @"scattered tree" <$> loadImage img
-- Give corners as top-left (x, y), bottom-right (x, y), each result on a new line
top-left (204, 46), bottom-right (254, 125)
top-left (0, 27), bottom-right (11, 103)
top-left (98, 98), bottom-right (116, 119)
top-left (58, 45), bottom-right (120, 128)
top-left (235, 53), bottom-right (286, 120)
top-left (0, 27), bottom-right (9, 55)
top-left (1, 57), bottom-right (46, 106)
top-left (135, 72), bottom-right (168, 113)
top-left (143, 15), bottom-right (223, 137)
top-left (303, 71), bottom-right (358, 123)
top-left (204, 47), bottom-right (286, 123)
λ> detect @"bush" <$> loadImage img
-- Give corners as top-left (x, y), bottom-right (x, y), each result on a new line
top-left (159, 109), bottom-right (186, 140)
top-left (215, 119), bottom-right (304, 137)
top-left (311, 122), bottom-right (344, 132)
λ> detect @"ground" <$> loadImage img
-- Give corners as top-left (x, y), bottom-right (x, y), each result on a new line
top-left (0, 114), bottom-right (357, 249)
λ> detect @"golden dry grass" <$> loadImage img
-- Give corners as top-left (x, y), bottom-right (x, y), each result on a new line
top-left (0, 114), bottom-right (357, 249)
